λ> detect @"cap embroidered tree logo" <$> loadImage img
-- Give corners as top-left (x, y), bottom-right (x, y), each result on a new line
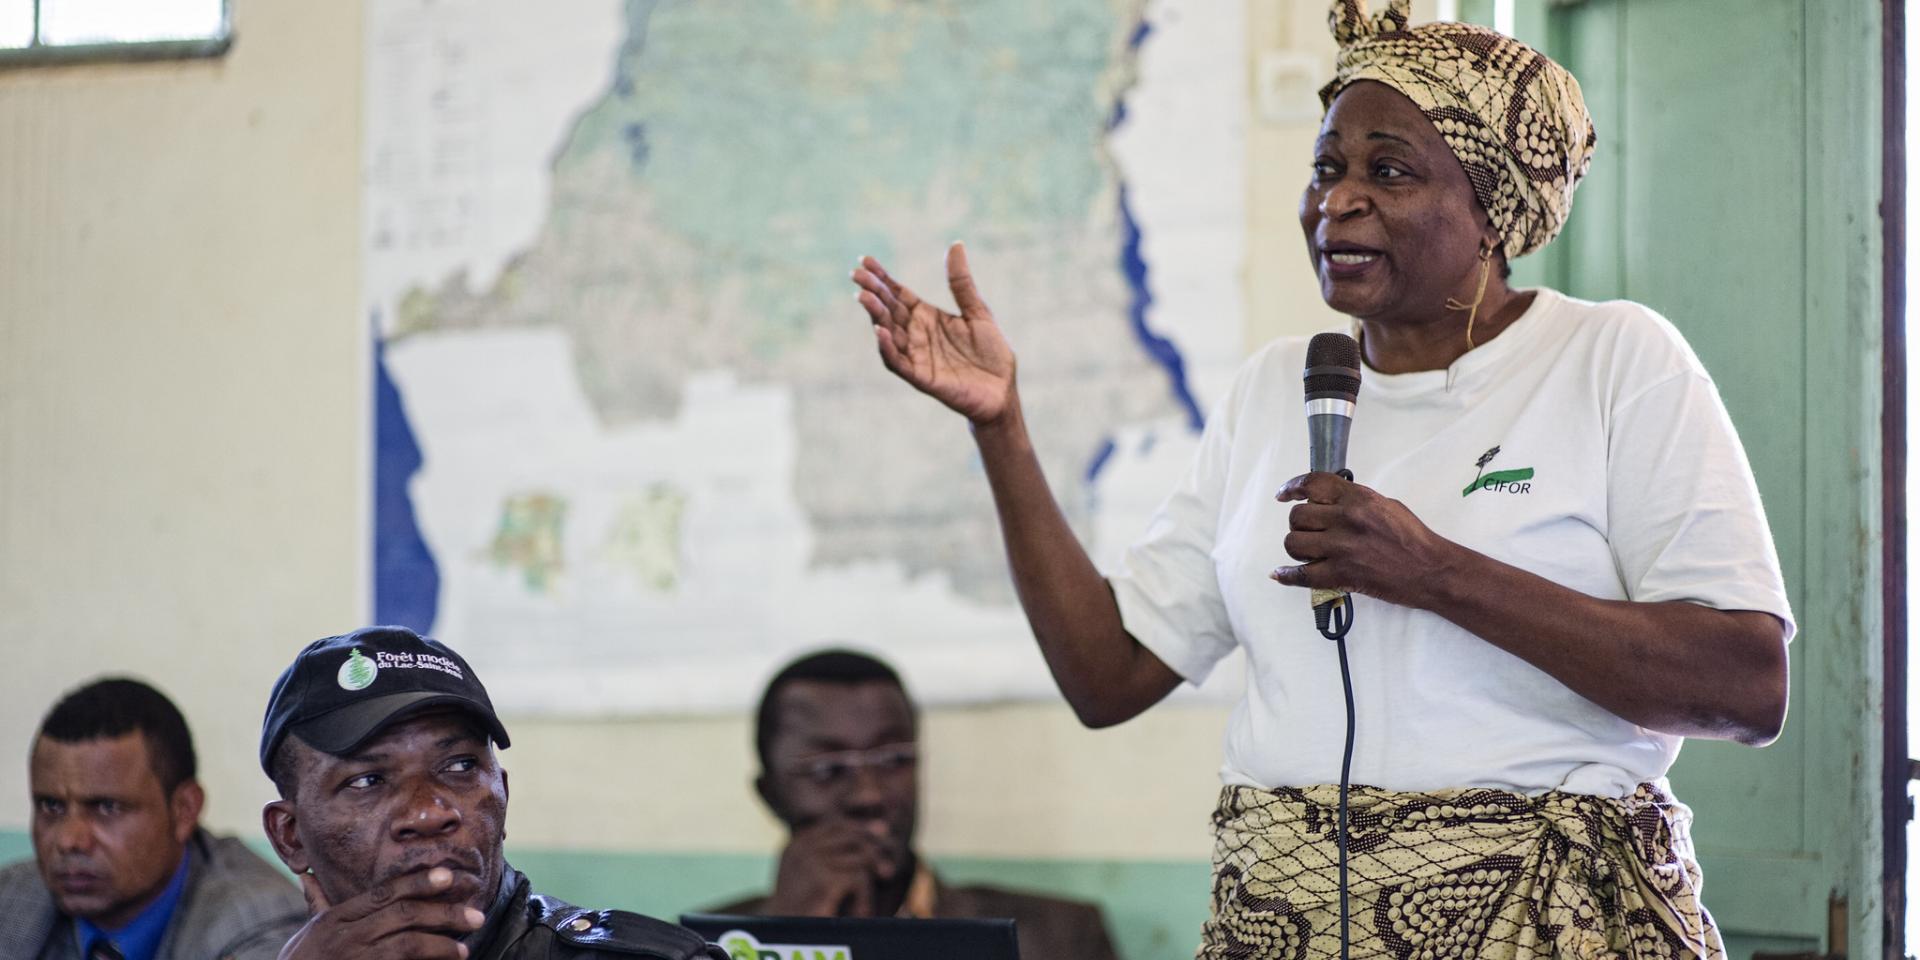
top-left (337, 648), bottom-right (379, 691)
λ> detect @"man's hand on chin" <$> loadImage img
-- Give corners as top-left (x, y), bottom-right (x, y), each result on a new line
top-left (279, 866), bottom-right (484, 960)
top-left (765, 818), bottom-right (897, 917)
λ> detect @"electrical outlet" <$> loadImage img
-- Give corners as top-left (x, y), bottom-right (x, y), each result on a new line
top-left (1257, 50), bottom-right (1326, 125)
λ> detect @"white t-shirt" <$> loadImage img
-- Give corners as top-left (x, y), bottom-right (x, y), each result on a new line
top-left (1108, 288), bottom-right (1796, 798)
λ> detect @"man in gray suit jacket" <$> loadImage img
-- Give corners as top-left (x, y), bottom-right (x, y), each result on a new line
top-left (0, 678), bottom-right (305, 960)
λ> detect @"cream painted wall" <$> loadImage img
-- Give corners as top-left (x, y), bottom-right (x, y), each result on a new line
top-left (1245, 0), bottom-right (1442, 348)
top-left (499, 704), bottom-right (1230, 859)
top-left (1, 0), bottom-right (1371, 864)
top-left (0, 0), bottom-right (364, 838)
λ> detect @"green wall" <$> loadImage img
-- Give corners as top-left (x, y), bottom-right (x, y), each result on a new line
top-left (510, 847), bottom-right (1212, 959)
top-left (0, 831), bottom-right (1207, 960)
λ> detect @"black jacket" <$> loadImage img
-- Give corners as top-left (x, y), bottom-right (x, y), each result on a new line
top-left (478, 872), bottom-right (728, 960)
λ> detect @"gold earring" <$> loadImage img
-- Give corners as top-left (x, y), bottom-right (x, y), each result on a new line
top-left (1447, 241), bottom-right (1495, 351)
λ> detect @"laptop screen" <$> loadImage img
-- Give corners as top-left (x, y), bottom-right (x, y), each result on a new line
top-left (679, 913), bottom-right (1020, 960)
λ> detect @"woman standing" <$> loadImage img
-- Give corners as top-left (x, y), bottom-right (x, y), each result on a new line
top-left (851, 1), bottom-right (1792, 957)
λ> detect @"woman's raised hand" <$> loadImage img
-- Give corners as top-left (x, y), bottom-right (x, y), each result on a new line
top-left (854, 242), bottom-right (1180, 727)
top-left (853, 242), bottom-right (1016, 426)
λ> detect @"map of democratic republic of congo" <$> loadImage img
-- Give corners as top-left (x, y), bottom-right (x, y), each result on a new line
top-left (367, 0), bottom-right (1249, 713)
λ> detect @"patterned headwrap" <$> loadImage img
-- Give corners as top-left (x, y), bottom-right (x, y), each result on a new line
top-left (1321, 0), bottom-right (1596, 260)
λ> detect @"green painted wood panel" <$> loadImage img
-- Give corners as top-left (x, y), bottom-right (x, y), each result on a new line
top-left (1614, 0), bottom-right (1813, 867)
top-left (1532, 0), bottom-right (1885, 957)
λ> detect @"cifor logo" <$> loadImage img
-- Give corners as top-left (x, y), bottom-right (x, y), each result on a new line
top-left (337, 649), bottom-right (379, 691)
top-left (1462, 445), bottom-right (1534, 497)
top-left (719, 930), bottom-right (849, 960)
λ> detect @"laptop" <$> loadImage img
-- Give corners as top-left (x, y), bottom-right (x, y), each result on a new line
top-left (679, 913), bottom-right (1020, 960)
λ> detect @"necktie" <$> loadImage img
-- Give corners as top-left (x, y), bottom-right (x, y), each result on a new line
top-left (88, 940), bottom-right (124, 960)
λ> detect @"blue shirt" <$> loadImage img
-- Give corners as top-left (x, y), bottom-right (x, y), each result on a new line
top-left (75, 853), bottom-right (190, 960)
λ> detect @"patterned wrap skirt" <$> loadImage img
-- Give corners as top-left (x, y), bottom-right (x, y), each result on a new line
top-left (1198, 782), bottom-right (1723, 960)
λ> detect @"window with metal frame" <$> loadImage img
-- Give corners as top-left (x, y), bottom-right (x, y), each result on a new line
top-left (0, 0), bottom-right (230, 65)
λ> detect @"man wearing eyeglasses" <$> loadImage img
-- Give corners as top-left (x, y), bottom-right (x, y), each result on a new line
top-left (711, 650), bottom-right (1120, 960)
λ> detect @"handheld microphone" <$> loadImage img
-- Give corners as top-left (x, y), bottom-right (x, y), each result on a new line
top-left (1304, 331), bottom-right (1363, 960)
top-left (1303, 332), bottom-right (1362, 636)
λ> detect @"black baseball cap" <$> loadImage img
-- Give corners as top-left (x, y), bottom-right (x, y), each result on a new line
top-left (259, 626), bottom-right (511, 774)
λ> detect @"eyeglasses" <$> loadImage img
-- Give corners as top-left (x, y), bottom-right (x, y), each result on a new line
top-left (780, 742), bottom-right (918, 790)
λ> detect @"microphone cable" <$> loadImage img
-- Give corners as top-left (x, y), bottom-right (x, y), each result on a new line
top-left (1314, 480), bottom-right (1355, 960)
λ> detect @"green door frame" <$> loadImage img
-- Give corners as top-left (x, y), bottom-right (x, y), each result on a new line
top-left (1881, 2), bottom-right (1907, 959)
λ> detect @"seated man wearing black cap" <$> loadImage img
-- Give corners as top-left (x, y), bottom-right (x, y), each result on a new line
top-left (259, 626), bottom-right (728, 960)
